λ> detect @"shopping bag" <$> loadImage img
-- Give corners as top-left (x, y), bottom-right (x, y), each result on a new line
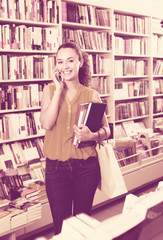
top-left (96, 139), bottom-right (128, 198)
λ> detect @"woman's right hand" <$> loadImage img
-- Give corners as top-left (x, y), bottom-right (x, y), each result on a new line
top-left (52, 67), bottom-right (64, 91)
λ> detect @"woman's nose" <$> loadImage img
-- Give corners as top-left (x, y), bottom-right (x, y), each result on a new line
top-left (62, 61), bottom-right (68, 69)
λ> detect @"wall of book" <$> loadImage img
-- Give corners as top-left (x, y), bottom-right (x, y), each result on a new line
top-left (112, 11), bottom-right (163, 186)
top-left (0, 0), bottom-right (163, 239)
top-left (61, 0), bottom-right (112, 118)
top-left (0, 1), bottom-right (61, 232)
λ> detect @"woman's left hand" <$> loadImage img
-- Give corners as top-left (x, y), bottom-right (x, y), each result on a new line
top-left (73, 124), bottom-right (93, 142)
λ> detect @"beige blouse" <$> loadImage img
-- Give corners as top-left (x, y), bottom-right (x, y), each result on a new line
top-left (43, 84), bottom-right (97, 161)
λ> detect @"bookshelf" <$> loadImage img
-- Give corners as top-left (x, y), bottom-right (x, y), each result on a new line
top-left (112, 10), bottom-right (163, 188)
top-left (61, 0), bottom-right (112, 118)
top-left (0, 0), bottom-right (61, 223)
top-left (0, 1), bottom-right (162, 239)
top-left (151, 17), bottom-right (163, 122)
top-left (0, 1), bottom-right (61, 173)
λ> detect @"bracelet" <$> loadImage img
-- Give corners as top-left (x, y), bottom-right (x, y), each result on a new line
top-left (97, 131), bottom-right (101, 148)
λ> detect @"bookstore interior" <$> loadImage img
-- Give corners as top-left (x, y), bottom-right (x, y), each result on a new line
top-left (0, 0), bottom-right (163, 239)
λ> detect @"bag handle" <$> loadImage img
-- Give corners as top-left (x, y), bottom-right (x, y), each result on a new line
top-left (97, 127), bottom-right (108, 148)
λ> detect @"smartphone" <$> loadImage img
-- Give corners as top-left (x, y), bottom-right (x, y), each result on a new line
top-left (55, 71), bottom-right (63, 82)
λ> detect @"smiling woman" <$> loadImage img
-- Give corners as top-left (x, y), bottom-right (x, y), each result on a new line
top-left (39, 42), bottom-right (110, 236)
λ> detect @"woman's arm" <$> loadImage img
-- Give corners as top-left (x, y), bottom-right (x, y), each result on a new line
top-left (73, 90), bottom-right (111, 143)
top-left (92, 90), bottom-right (111, 141)
top-left (40, 70), bottom-right (64, 130)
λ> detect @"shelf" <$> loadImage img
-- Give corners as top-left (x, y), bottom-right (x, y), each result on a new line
top-left (114, 31), bottom-right (150, 37)
top-left (62, 21), bottom-right (111, 30)
top-left (0, 18), bottom-right (59, 27)
top-left (0, 49), bottom-right (57, 54)
top-left (0, 107), bottom-right (41, 114)
top-left (0, 79), bottom-right (52, 83)
top-left (0, 133), bottom-right (45, 144)
top-left (114, 75), bottom-right (149, 79)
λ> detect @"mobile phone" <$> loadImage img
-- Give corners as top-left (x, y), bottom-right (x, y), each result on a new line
top-left (55, 71), bottom-right (63, 82)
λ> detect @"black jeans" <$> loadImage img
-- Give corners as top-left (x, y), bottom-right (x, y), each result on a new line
top-left (45, 156), bottom-right (100, 235)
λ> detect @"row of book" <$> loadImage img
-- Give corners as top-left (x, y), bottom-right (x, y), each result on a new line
top-left (114, 80), bottom-right (149, 100)
top-left (88, 54), bottom-right (106, 75)
top-left (0, 0), bottom-right (58, 23)
top-left (153, 79), bottom-right (163, 95)
top-left (115, 36), bottom-right (148, 55)
top-left (0, 138), bottom-right (44, 166)
top-left (0, 111), bottom-right (44, 141)
top-left (90, 76), bottom-right (109, 95)
top-left (152, 35), bottom-right (163, 56)
top-left (115, 100), bottom-right (149, 121)
top-left (113, 139), bottom-right (137, 167)
top-left (0, 174), bottom-right (23, 200)
top-left (114, 59), bottom-right (148, 76)
top-left (153, 98), bottom-right (163, 113)
top-left (115, 120), bottom-right (147, 139)
top-left (153, 60), bottom-right (163, 75)
top-left (114, 13), bottom-right (150, 34)
top-left (62, 28), bottom-right (112, 51)
top-left (0, 55), bottom-right (55, 80)
top-left (61, 1), bottom-right (110, 27)
top-left (114, 120), bottom-right (163, 160)
top-left (0, 84), bottom-right (45, 110)
top-left (0, 24), bottom-right (59, 51)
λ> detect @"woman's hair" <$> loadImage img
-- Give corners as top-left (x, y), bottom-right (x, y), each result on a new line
top-left (57, 42), bottom-right (92, 86)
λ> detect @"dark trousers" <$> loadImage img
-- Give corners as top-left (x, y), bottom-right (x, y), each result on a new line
top-left (45, 156), bottom-right (100, 235)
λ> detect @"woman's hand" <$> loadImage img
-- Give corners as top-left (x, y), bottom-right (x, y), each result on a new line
top-left (73, 124), bottom-right (94, 142)
top-left (52, 67), bottom-right (64, 91)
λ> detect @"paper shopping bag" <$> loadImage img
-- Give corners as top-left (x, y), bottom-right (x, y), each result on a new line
top-left (96, 141), bottom-right (128, 198)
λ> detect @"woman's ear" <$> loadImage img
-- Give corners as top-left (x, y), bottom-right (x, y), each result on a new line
top-left (79, 60), bottom-right (83, 68)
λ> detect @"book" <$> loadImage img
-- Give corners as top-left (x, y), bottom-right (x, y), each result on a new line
top-left (122, 120), bottom-right (146, 137)
top-left (28, 180), bottom-right (45, 191)
top-left (113, 139), bottom-right (137, 167)
top-left (73, 102), bottom-right (106, 148)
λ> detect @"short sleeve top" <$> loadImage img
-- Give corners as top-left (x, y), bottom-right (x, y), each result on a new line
top-left (43, 84), bottom-right (97, 161)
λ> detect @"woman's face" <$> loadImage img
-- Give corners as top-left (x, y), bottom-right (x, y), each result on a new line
top-left (56, 47), bottom-right (82, 82)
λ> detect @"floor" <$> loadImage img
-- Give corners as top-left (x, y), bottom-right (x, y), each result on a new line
top-left (24, 180), bottom-right (160, 240)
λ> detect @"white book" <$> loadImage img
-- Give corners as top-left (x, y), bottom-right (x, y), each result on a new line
top-left (76, 213), bottom-right (100, 229)
top-left (33, 111), bottom-right (45, 134)
top-left (18, 113), bottom-right (28, 137)
top-left (61, 216), bottom-right (85, 240)
top-left (31, 84), bottom-right (39, 107)
top-left (66, 216), bottom-right (95, 238)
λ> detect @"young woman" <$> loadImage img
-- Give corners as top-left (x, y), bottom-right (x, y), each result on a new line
top-left (40, 42), bottom-right (110, 236)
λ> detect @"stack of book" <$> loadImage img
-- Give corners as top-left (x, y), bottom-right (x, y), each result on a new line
top-left (19, 185), bottom-right (48, 205)
top-left (73, 102), bottom-right (106, 148)
top-left (0, 208), bottom-right (11, 233)
top-left (28, 180), bottom-right (48, 204)
top-left (21, 200), bottom-right (42, 223)
top-left (2, 204), bottom-right (27, 229)
top-left (9, 197), bottom-right (42, 223)
top-left (22, 177), bottom-right (48, 204)
top-left (61, 213), bottom-right (101, 240)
